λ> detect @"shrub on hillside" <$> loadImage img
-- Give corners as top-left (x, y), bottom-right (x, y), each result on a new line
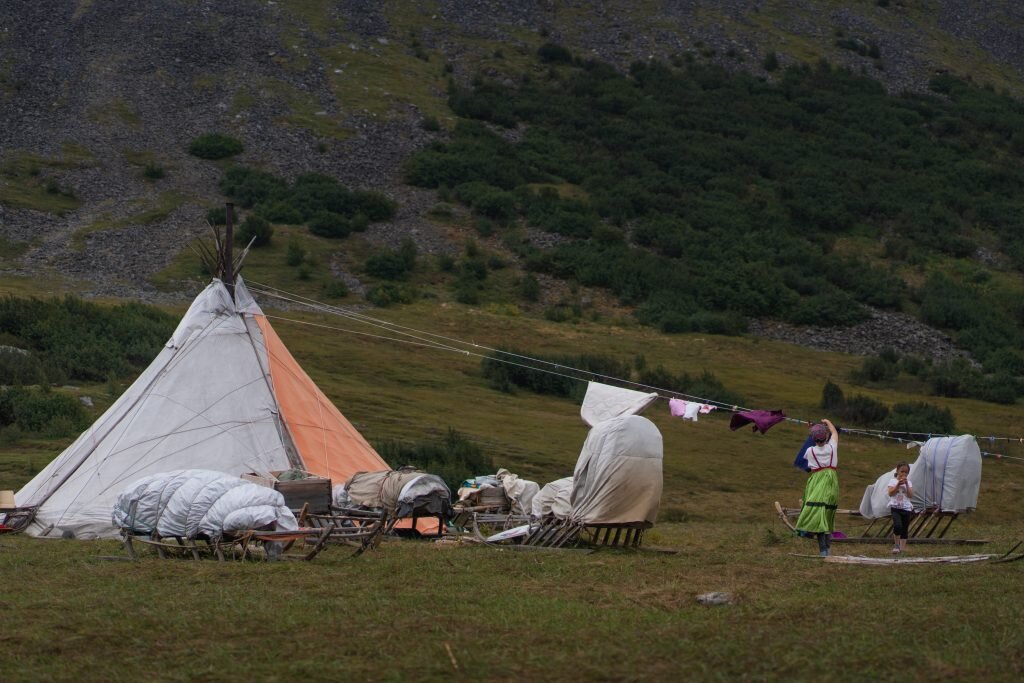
top-left (882, 401), bottom-right (956, 435)
top-left (308, 212), bottom-right (353, 239)
top-left (820, 380), bottom-right (846, 412)
top-left (188, 133), bottom-right (244, 160)
top-left (206, 207), bottom-right (226, 225)
top-left (366, 283), bottom-right (417, 307)
top-left (0, 386), bottom-right (89, 435)
top-left (0, 296), bottom-right (174, 383)
top-left (537, 42), bottom-right (574, 64)
top-left (235, 215), bottom-right (273, 247)
top-left (364, 239), bottom-right (417, 281)
top-left (0, 348), bottom-right (45, 385)
top-left (852, 353), bottom-right (900, 383)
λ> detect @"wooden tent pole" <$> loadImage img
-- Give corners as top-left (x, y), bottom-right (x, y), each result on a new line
top-left (224, 202), bottom-right (235, 300)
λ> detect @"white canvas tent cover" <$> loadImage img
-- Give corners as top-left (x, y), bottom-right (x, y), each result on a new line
top-left (580, 381), bottom-right (658, 427)
top-left (112, 469), bottom-right (297, 538)
top-left (570, 414), bottom-right (663, 525)
top-left (531, 476), bottom-right (573, 520)
top-left (858, 435), bottom-right (981, 518)
top-left (16, 278), bottom-right (388, 539)
top-left (496, 468), bottom-right (539, 516)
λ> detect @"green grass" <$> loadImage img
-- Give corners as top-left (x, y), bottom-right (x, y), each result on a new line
top-left (0, 236), bottom-right (31, 261)
top-left (2, 294), bottom-right (1024, 680)
top-left (71, 191), bottom-right (189, 250)
top-left (87, 97), bottom-right (141, 128)
top-left (0, 149), bottom-right (88, 214)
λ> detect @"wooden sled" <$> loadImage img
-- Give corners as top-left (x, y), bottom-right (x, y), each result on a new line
top-left (121, 525), bottom-right (334, 562)
top-left (522, 519), bottom-right (651, 549)
top-left (451, 506), bottom-right (530, 542)
top-left (0, 505), bottom-right (38, 535)
top-left (299, 505), bottom-right (387, 556)
top-left (774, 501), bottom-right (988, 546)
top-left (792, 552), bottom-right (997, 565)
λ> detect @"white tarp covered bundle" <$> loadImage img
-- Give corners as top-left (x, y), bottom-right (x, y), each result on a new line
top-left (15, 277), bottom-right (389, 540)
top-left (531, 476), bottom-right (574, 520)
top-left (570, 414), bottom-right (663, 525)
top-left (496, 468), bottom-right (539, 515)
top-left (112, 469), bottom-right (297, 538)
top-left (912, 435), bottom-right (981, 512)
top-left (858, 435), bottom-right (981, 518)
top-left (529, 382), bottom-right (664, 526)
top-left (345, 469), bottom-right (452, 519)
top-left (580, 381), bottom-right (658, 427)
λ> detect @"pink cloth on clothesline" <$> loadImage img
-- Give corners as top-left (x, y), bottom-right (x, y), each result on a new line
top-left (669, 398), bottom-right (718, 422)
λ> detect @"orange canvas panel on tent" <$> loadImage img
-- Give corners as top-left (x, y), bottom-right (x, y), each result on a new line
top-left (256, 316), bottom-right (388, 482)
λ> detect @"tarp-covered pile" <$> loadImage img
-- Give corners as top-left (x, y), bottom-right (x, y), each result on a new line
top-left (569, 413), bottom-right (663, 525)
top-left (858, 435), bottom-right (982, 519)
top-left (112, 469), bottom-right (297, 539)
top-left (533, 382), bottom-right (663, 527)
top-left (531, 477), bottom-right (573, 520)
top-left (341, 468), bottom-right (453, 521)
top-left (457, 468), bottom-right (539, 516)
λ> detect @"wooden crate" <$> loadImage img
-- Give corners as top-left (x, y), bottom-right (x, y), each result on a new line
top-left (275, 478), bottom-right (332, 514)
top-left (242, 472), bottom-right (332, 514)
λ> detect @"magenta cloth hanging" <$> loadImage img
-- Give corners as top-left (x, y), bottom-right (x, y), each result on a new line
top-left (729, 409), bottom-right (786, 434)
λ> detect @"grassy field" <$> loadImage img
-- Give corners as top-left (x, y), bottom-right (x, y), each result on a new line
top-left (2, 296), bottom-right (1024, 681)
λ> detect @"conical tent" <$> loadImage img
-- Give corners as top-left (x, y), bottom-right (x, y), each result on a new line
top-left (15, 278), bottom-right (388, 539)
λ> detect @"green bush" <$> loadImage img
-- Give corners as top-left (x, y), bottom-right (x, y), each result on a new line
top-left (520, 274), bottom-right (541, 302)
top-left (308, 212), bottom-right (352, 239)
top-left (820, 380), bottom-right (846, 411)
top-left (322, 280), bottom-right (349, 299)
top-left (841, 394), bottom-right (890, 426)
top-left (206, 207), bottom-right (227, 225)
top-left (365, 239), bottom-right (417, 281)
top-left (0, 295), bottom-right (174, 383)
top-left (0, 348), bottom-right (45, 385)
top-left (537, 42), bottom-right (574, 64)
top-left (882, 401), bottom-right (956, 434)
top-left (852, 354), bottom-right (900, 383)
top-left (235, 215), bottom-right (273, 247)
top-left (0, 386), bottom-right (89, 434)
top-left (219, 167), bottom-right (393, 238)
top-left (142, 163), bottom-right (165, 180)
top-left (366, 283), bottom-right (417, 307)
top-left (285, 239), bottom-right (306, 267)
top-left (188, 133), bottom-right (243, 160)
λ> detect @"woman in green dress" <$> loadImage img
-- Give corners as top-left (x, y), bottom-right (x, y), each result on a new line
top-left (795, 418), bottom-right (839, 557)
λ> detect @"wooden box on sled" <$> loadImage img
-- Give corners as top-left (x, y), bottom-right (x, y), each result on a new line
top-left (242, 472), bottom-right (333, 514)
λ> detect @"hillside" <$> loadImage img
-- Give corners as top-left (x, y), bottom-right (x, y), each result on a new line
top-left (3, 0), bottom-right (1024, 369)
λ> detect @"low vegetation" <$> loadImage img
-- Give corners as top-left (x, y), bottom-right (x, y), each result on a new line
top-left (0, 294), bottom-right (174, 387)
top-left (406, 48), bottom-right (1024, 391)
top-left (218, 167), bottom-right (395, 241)
top-left (187, 133), bottom-right (244, 160)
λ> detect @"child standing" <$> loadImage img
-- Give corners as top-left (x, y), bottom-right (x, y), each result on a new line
top-left (795, 418), bottom-right (839, 557)
top-left (888, 462), bottom-right (914, 555)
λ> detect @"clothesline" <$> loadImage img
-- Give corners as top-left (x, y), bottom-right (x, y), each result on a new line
top-left (246, 281), bottom-right (1023, 461)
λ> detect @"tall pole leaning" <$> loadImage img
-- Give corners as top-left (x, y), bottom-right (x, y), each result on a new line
top-left (224, 201), bottom-right (235, 301)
